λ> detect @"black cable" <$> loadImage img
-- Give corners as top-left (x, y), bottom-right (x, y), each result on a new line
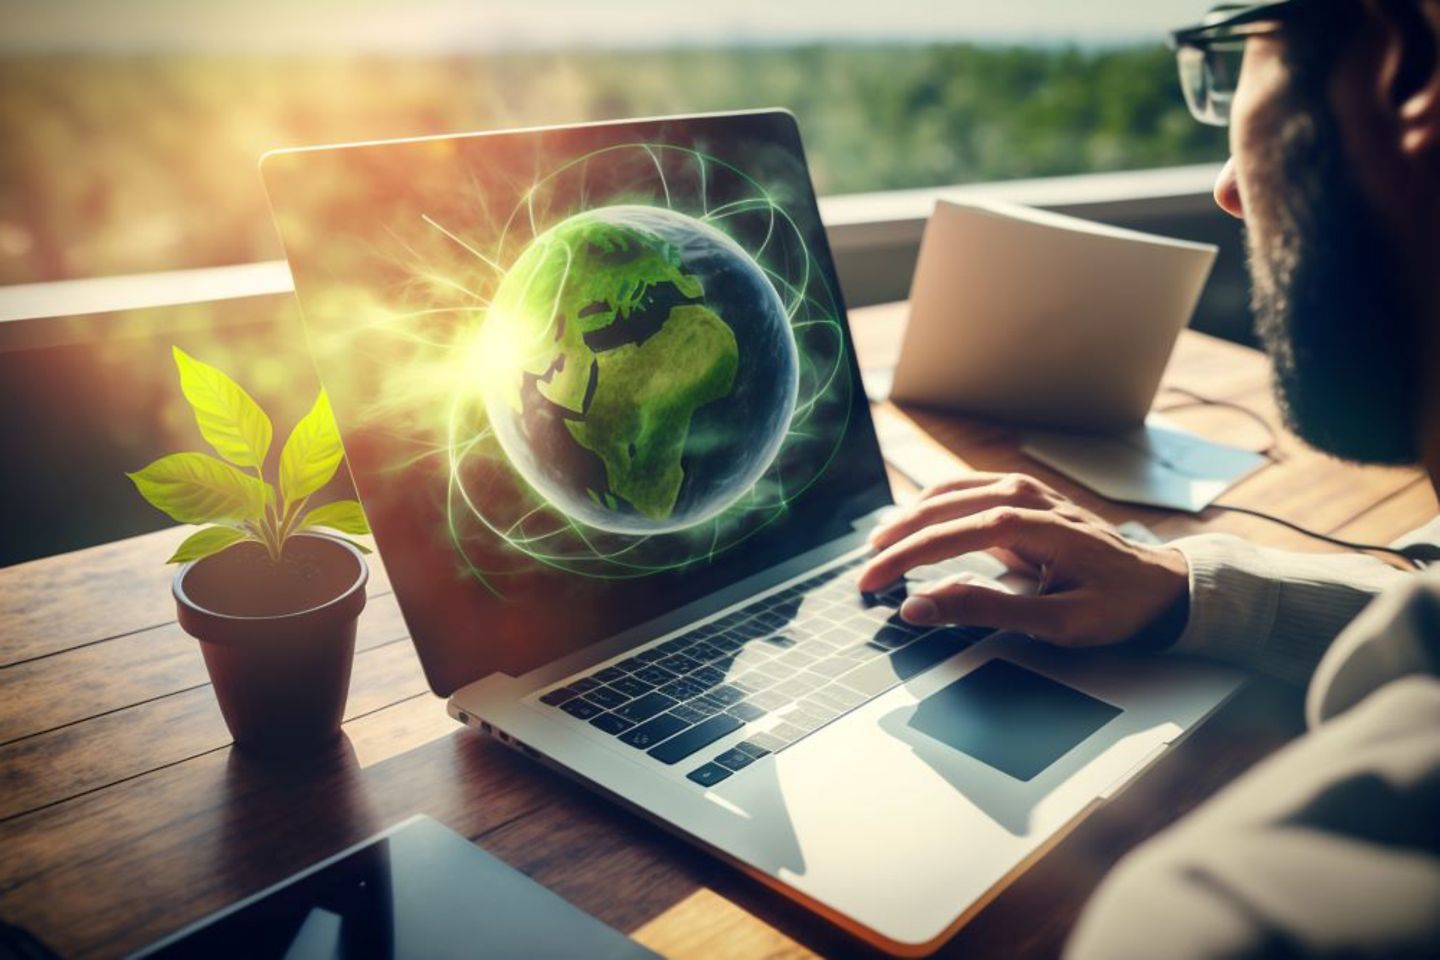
top-left (1152, 386), bottom-right (1424, 569)
top-left (1206, 502), bottom-right (1425, 570)
top-left (1155, 385), bottom-right (1285, 461)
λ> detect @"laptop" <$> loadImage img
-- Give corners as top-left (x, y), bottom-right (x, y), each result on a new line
top-left (261, 109), bottom-right (1244, 955)
top-left (894, 198), bottom-right (1218, 430)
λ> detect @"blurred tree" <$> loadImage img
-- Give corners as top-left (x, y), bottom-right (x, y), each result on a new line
top-left (0, 43), bottom-right (1227, 285)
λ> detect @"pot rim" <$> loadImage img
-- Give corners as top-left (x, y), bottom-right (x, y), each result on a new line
top-left (172, 532), bottom-right (369, 624)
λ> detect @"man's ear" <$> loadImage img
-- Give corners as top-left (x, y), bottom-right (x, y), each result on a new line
top-left (1374, 0), bottom-right (1440, 156)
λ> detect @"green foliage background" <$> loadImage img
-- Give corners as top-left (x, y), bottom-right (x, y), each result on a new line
top-left (0, 43), bottom-right (1226, 286)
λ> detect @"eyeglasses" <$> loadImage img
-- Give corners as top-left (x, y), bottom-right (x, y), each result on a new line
top-left (1168, 1), bottom-right (1310, 125)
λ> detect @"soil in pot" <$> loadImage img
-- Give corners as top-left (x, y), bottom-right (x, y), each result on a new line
top-left (183, 536), bottom-right (361, 617)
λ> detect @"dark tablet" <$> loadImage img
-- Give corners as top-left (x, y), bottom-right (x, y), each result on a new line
top-left (132, 815), bottom-right (658, 960)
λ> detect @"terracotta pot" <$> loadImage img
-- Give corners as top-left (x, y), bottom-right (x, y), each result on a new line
top-left (174, 533), bottom-right (368, 754)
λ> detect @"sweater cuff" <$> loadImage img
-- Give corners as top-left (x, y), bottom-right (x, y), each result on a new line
top-left (1170, 534), bottom-right (1283, 671)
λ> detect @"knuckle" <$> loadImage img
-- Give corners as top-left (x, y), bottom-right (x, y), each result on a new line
top-left (1005, 473), bottom-right (1040, 500)
top-left (985, 506), bottom-right (1023, 532)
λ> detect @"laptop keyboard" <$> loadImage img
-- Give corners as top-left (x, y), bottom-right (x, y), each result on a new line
top-left (535, 557), bottom-right (990, 787)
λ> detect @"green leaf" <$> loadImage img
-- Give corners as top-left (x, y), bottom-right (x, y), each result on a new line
top-left (299, 499), bottom-right (370, 535)
top-left (166, 525), bottom-right (251, 564)
top-left (280, 389), bottom-right (345, 509)
top-left (127, 452), bottom-right (269, 525)
top-left (173, 346), bottom-right (273, 469)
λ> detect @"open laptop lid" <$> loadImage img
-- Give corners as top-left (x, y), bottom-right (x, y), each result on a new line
top-left (261, 109), bottom-right (890, 696)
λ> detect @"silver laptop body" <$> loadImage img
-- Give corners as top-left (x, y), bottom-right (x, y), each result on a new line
top-left (263, 110), bottom-right (1244, 954)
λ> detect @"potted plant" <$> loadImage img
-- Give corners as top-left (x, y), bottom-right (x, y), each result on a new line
top-left (129, 347), bottom-right (372, 754)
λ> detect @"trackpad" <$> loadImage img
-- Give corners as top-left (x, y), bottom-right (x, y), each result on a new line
top-left (909, 659), bottom-right (1122, 781)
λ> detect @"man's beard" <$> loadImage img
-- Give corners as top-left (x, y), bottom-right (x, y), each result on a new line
top-left (1245, 69), bottom-right (1420, 465)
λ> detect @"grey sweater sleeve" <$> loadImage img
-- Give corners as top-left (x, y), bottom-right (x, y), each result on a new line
top-left (1166, 533), bottom-right (1411, 686)
top-left (1066, 571), bottom-right (1440, 960)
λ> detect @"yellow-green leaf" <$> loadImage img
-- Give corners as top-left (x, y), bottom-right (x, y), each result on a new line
top-left (167, 525), bottom-right (250, 564)
top-left (127, 452), bottom-right (269, 525)
top-left (299, 499), bottom-right (370, 535)
top-left (173, 346), bottom-right (273, 469)
top-left (280, 390), bottom-right (345, 509)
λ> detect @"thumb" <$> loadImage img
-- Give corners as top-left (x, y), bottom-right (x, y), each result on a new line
top-left (900, 577), bottom-right (1058, 638)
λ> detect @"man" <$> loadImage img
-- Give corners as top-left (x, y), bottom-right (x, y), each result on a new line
top-left (858, 0), bottom-right (1440, 954)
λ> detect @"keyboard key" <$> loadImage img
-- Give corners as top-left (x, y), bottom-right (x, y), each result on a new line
top-left (648, 713), bottom-right (744, 764)
top-left (746, 731), bottom-right (787, 754)
top-left (750, 662), bottom-right (791, 684)
top-left (690, 665), bottom-right (727, 688)
top-left (539, 687), bottom-right (580, 706)
top-left (560, 698), bottom-right (603, 720)
top-left (593, 666), bottom-right (628, 684)
top-left (727, 700), bottom-right (768, 722)
top-left (688, 642), bottom-right (723, 663)
top-left (757, 612), bottom-right (790, 630)
top-left (584, 686), bottom-right (630, 710)
top-left (613, 692), bottom-right (677, 723)
top-left (776, 648), bottom-right (819, 668)
top-left (768, 721), bottom-right (809, 744)
top-left (942, 625), bottom-right (994, 643)
top-left (837, 658), bottom-right (900, 697)
top-left (736, 739), bottom-right (772, 759)
top-left (870, 625), bottom-right (920, 649)
top-left (635, 648), bottom-right (669, 663)
top-left (727, 673), bottom-right (766, 695)
top-left (807, 656), bottom-right (855, 678)
top-left (715, 748), bottom-right (756, 771)
top-left (686, 697), bottom-right (723, 717)
top-left (569, 677), bottom-right (601, 693)
top-left (687, 763), bottom-right (732, 787)
top-left (786, 706), bottom-right (834, 732)
top-left (842, 642), bottom-right (886, 662)
top-left (614, 656), bottom-right (647, 672)
top-left (609, 676), bottom-right (654, 698)
top-left (633, 665), bottom-right (678, 686)
top-left (747, 689), bottom-right (790, 712)
top-left (704, 684), bottom-right (745, 707)
top-left (809, 686), bottom-right (856, 714)
top-left (668, 703), bottom-right (711, 725)
top-left (818, 683), bottom-right (867, 710)
top-left (658, 678), bottom-right (708, 701)
top-left (891, 632), bottom-right (963, 679)
top-left (657, 653), bottom-right (702, 675)
top-left (656, 637), bottom-right (691, 654)
top-left (620, 713), bottom-right (689, 749)
top-left (589, 712), bottom-right (635, 735)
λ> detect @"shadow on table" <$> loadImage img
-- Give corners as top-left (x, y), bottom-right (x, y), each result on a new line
top-left (217, 733), bottom-right (380, 904)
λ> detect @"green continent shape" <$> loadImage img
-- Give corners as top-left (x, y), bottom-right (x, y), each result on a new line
top-left (488, 213), bottom-right (704, 416)
top-left (566, 304), bottom-right (738, 520)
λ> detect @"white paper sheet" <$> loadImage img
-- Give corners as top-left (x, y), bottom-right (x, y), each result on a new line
top-left (1021, 416), bottom-right (1267, 513)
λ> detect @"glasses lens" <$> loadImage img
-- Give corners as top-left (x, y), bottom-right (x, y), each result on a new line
top-left (1204, 40), bottom-right (1246, 122)
top-left (1176, 40), bottom-right (1245, 126)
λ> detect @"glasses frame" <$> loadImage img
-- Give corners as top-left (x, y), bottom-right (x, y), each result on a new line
top-left (1168, 2), bottom-right (1311, 125)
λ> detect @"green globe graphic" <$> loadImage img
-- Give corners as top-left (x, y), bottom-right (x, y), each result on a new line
top-left (480, 205), bottom-right (799, 535)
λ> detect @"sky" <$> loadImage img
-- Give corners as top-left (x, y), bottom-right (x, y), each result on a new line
top-left (0, 0), bottom-right (1210, 53)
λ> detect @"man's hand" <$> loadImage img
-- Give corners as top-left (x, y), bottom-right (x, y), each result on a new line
top-left (857, 472), bottom-right (1191, 648)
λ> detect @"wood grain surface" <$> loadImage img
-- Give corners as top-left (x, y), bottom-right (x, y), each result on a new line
top-left (0, 302), bottom-right (1432, 959)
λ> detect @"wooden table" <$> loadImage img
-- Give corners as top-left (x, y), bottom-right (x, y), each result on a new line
top-left (2, 302), bottom-right (1433, 959)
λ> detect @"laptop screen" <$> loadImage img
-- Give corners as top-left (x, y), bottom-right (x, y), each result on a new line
top-left (263, 110), bottom-right (891, 695)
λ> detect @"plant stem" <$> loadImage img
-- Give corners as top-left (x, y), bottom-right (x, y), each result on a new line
top-left (253, 465), bottom-right (281, 562)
